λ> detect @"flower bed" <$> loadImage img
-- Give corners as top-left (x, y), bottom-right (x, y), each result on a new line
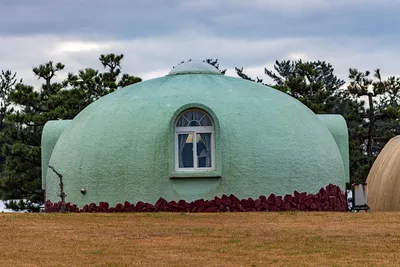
top-left (44, 184), bottom-right (347, 212)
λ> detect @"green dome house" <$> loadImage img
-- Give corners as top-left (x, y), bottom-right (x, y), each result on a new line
top-left (42, 61), bottom-right (349, 210)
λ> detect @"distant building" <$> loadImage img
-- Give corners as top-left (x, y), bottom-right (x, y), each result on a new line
top-left (366, 136), bottom-right (400, 211)
top-left (42, 61), bottom-right (349, 208)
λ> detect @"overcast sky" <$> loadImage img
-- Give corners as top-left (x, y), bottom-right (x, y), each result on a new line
top-left (0, 0), bottom-right (399, 86)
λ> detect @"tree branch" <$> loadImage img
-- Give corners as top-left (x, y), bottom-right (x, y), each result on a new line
top-left (48, 165), bottom-right (67, 212)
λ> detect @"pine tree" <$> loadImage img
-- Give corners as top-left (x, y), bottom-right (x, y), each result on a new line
top-left (204, 59), bottom-right (227, 75)
top-left (264, 60), bottom-right (346, 114)
top-left (0, 61), bottom-right (68, 205)
top-left (64, 53), bottom-right (141, 102)
top-left (0, 54), bottom-right (142, 210)
top-left (347, 69), bottom-right (400, 178)
top-left (235, 67), bottom-right (264, 83)
top-left (347, 69), bottom-right (387, 167)
top-left (0, 70), bottom-right (21, 173)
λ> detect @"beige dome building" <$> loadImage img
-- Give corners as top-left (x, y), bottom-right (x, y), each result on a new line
top-left (366, 136), bottom-right (400, 211)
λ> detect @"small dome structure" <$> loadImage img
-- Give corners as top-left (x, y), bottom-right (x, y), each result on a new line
top-left (366, 136), bottom-right (400, 211)
top-left (42, 61), bottom-right (349, 208)
top-left (168, 61), bottom-right (222, 75)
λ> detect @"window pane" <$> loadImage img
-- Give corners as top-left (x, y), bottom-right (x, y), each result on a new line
top-left (176, 116), bottom-right (188, 127)
top-left (200, 115), bottom-right (212, 126)
top-left (176, 109), bottom-right (212, 127)
top-left (196, 133), bottom-right (212, 168)
top-left (189, 120), bottom-right (200, 126)
top-left (178, 133), bottom-right (193, 168)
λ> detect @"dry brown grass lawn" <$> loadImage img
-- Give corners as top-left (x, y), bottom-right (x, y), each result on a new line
top-left (0, 212), bottom-right (399, 267)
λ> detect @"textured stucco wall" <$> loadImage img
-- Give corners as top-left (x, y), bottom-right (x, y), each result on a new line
top-left (45, 74), bottom-right (347, 207)
top-left (317, 114), bottom-right (350, 183)
top-left (41, 120), bottom-right (72, 189)
top-left (366, 136), bottom-right (400, 211)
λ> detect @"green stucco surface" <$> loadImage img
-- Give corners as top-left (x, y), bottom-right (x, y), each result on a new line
top-left (41, 120), bottom-right (72, 189)
top-left (44, 63), bottom-right (348, 207)
top-left (317, 114), bottom-right (350, 183)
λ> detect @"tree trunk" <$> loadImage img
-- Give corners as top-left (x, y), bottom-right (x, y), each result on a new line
top-left (367, 92), bottom-right (374, 165)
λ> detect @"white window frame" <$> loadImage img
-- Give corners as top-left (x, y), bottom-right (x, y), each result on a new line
top-left (175, 126), bottom-right (215, 171)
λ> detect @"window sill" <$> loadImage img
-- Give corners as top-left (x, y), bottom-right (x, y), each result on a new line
top-left (169, 170), bottom-right (222, 179)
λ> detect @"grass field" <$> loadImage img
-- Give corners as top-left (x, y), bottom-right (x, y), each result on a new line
top-left (0, 212), bottom-right (399, 267)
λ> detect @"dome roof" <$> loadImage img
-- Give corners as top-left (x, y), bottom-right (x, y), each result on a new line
top-left (45, 67), bottom-right (346, 207)
top-left (366, 136), bottom-right (400, 211)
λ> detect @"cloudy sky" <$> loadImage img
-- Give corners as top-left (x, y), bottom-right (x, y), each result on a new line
top-left (0, 0), bottom-right (399, 86)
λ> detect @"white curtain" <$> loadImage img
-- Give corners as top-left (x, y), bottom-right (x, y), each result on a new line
top-left (178, 134), bottom-right (188, 168)
top-left (200, 133), bottom-right (211, 167)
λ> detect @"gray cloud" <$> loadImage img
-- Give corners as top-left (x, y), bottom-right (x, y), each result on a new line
top-left (1, 0), bottom-right (399, 39)
top-left (1, 33), bottom-right (399, 88)
top-left (0, 0), bottom-right (399, 88)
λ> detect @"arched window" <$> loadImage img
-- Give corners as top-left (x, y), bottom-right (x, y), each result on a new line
top-left (175, 109), bottom-right (215, 171)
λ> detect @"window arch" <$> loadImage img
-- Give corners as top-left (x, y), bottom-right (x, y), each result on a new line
top-left (175, 109), bottom-right (215, 171)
